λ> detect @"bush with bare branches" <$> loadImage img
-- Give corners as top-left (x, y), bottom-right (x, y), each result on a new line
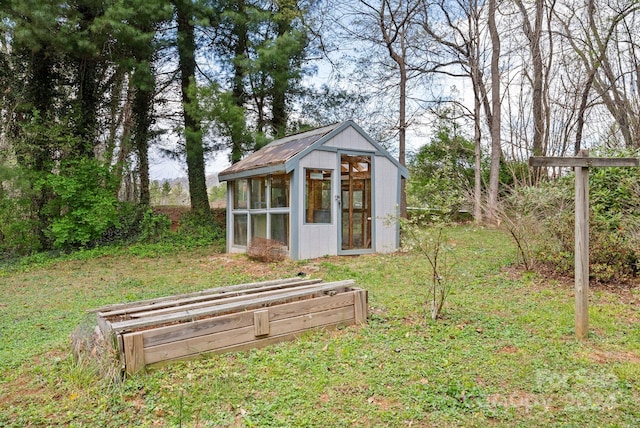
top-left (247, 237), bottom-right (288, 263)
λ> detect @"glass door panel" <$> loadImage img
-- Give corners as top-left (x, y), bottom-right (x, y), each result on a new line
top-left (341, 154), bottom-right (372, 251)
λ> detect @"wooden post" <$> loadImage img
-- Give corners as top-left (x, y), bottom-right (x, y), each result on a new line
top-left (254, 309), bottom-right (270, 337)
top-left (574, 150), bottom-right (589, 340)
top-left (123, 332), bottom-right (145, 375)
top-left (353, 289), bottom-right (368, 325)
top-left (529, 152), bottom-right (638, 340)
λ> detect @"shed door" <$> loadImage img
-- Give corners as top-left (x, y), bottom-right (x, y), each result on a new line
top-left (340, 154), bottom-right (372, 251)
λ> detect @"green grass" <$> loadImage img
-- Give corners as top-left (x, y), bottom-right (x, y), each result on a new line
top-left (1, 225), bottom-right (639, 427)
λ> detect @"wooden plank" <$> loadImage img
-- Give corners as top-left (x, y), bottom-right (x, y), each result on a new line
top-left (100, 279), bottom-right (320, 318)
top-left (529, 156), bottom-right (639, 168)
top-left (575, 164), bottom-right (590, 340)
top-left (117, 333), bottom-right (125, 366)
top-left (254, 310), bottom-right (270, 337)
top-left (141, 292), bottom-right (355, 348)
top-left (266, 292), bottom-right (354, 322)
top-left (96, 314), bottom-right (112, 342)
top-left (123, 332), bottom-right (145, 375)
top-left (99, 279), bottom-right (322, 319)
top-left (110, 280), bottom-right (356, 333)
top-left (142, 311), bottom-right (253, 348)
top-left (143, 306), bottom-right (354, 364)
top-left (149, 325), bottom-right (346, 369)
top-left (128, 280), bottom-right (333, 320)
top-left (92, 277), bottom-right (312, 314)
top-left (353, 289), bottom-right (368, 325)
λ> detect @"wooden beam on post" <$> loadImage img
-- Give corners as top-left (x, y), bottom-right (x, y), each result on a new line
top-left (529, 150), bottom-right (639, 340)
top-left (529, 156), bottom-right (638, 168)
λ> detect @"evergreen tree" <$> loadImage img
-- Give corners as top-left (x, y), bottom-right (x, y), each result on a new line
top-left (173, 0), bottom-right (212, 219)
top-left (204, 0), bottom-right (314, 161)
top-left (1, 0), bottom-right (172, 251)
top-left (209, 0), bottom-right (253, 163)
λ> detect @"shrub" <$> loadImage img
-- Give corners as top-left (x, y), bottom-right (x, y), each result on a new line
top-left (92, 203), bottom-right (146, 246)
top-left (166, 210), bottom-right (224, 247)
top-left (0, 191), bottom-right (42, 256)
top-left (401, 214), bottom-right (456, 321)
top-left (139, 208), bottom-right (172, 243)
top-left (0, 165), bottom-right (43, 256)
top-left (407, 119), bottom-right (475, 213)
top-left (501, 155), bottom-right (640, 282)
top-left (39, 158), bottom-right (120, 249)
top-left (247, 237), bottom-right (287, 262)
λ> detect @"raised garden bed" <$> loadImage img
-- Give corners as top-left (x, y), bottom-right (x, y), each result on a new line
top-left (93, 278), bottom-right (367, 375)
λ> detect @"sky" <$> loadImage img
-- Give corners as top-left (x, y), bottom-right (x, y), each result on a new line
top-left (146, 22), bottom-right (475, 182)
top-left (149, 146), bottom-right (231, 181)
top-left (148, 57), bottom-right (338, 181)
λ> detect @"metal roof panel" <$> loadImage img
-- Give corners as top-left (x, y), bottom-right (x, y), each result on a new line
top-left (218, 123), bottom-right (341, 179)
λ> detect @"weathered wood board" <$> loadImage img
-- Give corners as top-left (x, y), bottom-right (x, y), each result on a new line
top-left (93, 278), bottom-right (367, 375)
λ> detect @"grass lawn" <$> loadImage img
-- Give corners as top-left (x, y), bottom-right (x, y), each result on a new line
top-left (1, 225), bottom-right (639, 427)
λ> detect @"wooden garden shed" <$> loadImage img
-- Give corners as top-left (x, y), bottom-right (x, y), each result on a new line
top-left (218, 120), bottom-right (408, 260)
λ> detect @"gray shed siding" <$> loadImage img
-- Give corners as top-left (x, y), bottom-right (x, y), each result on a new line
top-left (296, 150), bottom-right (338, 260)
top-left (220, 121), bottom-right (407, 260)
top-left (374, 155), bottom-right (402, 253)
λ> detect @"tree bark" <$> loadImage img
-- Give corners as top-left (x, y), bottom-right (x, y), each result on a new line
top-left (371, 0), bottom-right (419, 219)
top-left (230, 0), bottom-right (249, 163)
top-left (174, 0), bottom-right (211, 217)
top-left (515, 0), bottom-right (545, 182)
top-left (270, 4), bottom-right (291, 140)
top-left (486, 0), bottom-right (501, 223)
top-left (133, 71), bottom-right (155, 206)
top-left (74, 2), bottom-right (101, 158)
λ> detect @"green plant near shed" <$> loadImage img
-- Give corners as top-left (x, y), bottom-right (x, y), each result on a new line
top-left (402, 212), bottom-right (457, 321)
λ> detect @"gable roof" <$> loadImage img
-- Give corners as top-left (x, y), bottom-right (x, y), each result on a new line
top-left (218, 120), bottom-right (409, 181)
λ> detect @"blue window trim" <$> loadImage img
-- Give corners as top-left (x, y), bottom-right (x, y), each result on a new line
top-left (227, 174), bottom-right (292, 253)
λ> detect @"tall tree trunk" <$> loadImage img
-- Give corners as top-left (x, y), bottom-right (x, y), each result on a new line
top-left (230, 0), bottom-right (249, 163)
top-left (515, 0), bottom-right (545, 183)
top-left (271, 10), bottom-right (292, 139)
top-left (469, 0), bottom-right (483, 223)
top-left (271, 2), bottom-right (294, 138)
top-left (20, 46), bottom-right (56, 249)
top-left (132, 69), bottom-right (155, 206)
top-left (398, 59), bottom-right (407, 219)
top-left (75, 3), bottom-right (101, 158)
top-left (472, 58), bottom-right (483, 223)
top-left (113, 82), bottom-right (134, 200)
top-left (174, 0), bottom-right (211, 217)
top-left (372, 0), bottom-right (417, 219)
top-left (486, 0), bottom-right (501, 223)
top-left (575, 77), bottom-right (594, 154)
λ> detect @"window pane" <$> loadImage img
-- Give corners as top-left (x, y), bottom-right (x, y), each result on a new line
top-left (233, 214), bottom-right (247, 246)
top-left (270, 175), bottom-right (290, 208)
top-left (271, 213), bottom-right (289, 246)
top-left (250, 177), bottom-right (267, 209)
top-left (251, 213), bottom-right (267, 241)
top-left (234, 179), bottom-right (248, 209)
top-left (305, 169), bottom-right (332, 223)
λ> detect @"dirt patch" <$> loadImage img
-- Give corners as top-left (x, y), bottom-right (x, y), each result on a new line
top-left (497, 345), bottom-right (519, 354)
top-left (367, 394), bottom-right (397, 410)
top-left (202, 253), bottom-right (330, 279)
top-left (587, 348), bottom-right (640, 364)
top-left (509, 264), bottom-right (640, 303)
top-left (0, 350), bottom-right (64, 410)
